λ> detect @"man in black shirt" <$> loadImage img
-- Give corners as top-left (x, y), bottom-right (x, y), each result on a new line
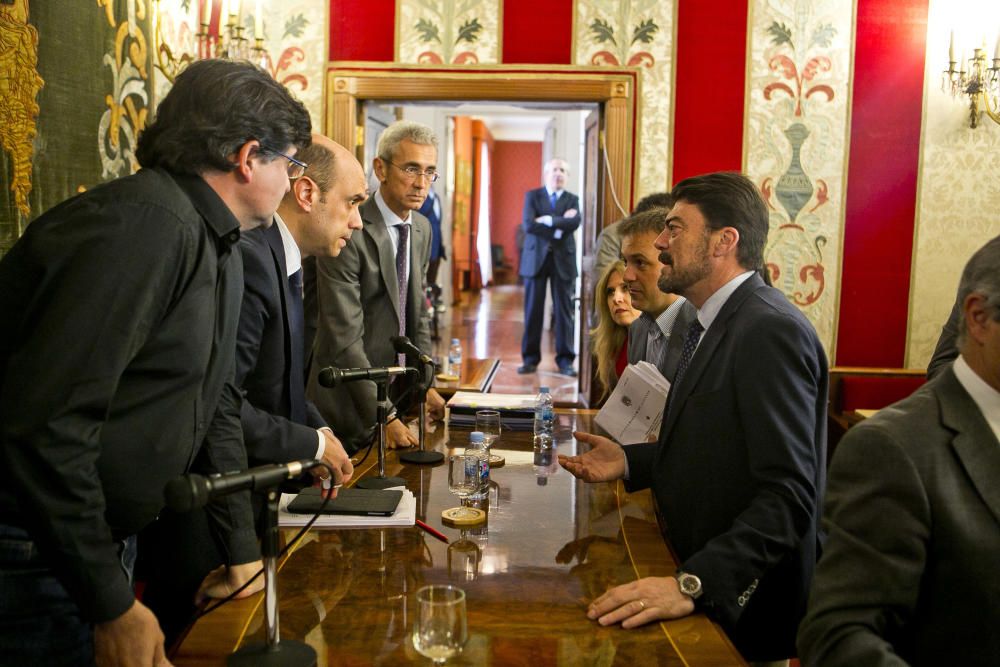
top-left (0, 59), bottom-right (311, 666)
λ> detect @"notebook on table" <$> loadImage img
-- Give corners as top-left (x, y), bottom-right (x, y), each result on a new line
top-left (286, 487), bottom-right (403, 517)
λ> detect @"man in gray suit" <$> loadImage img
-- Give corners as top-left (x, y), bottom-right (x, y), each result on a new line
top-left (306, 121), bottom-right (445, 452)
top-left (619, 208), bottom-right (695, 382)
top-left (798, 236), bottom-right (1000, 667)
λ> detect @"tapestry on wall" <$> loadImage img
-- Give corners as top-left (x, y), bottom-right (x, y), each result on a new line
top-left (0, 0), bottom-right (152, 257)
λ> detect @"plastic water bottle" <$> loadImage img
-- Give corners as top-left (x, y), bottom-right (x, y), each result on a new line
top-left (533, 386), bottom-right (555, 449)
top-left (448, 338), bottom-right (463, 376)
top-left (465, 431), bottom-right (490, 500)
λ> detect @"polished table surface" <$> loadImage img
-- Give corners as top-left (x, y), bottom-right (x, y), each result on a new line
top-left (174, 412), bottom-right (744, 666)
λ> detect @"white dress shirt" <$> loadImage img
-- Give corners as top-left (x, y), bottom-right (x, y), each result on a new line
top-left (953, 354), bottom-right (1000, 444)
top-left (374, 189), bottom-right (412, 287)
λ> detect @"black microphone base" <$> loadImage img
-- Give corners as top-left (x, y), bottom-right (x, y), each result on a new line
top-left (398, 450), bottom-right (444, 464)
top-left (355, 475), bottom-right (406, 489)
top-left (227, 639), bottom-right (316, 667)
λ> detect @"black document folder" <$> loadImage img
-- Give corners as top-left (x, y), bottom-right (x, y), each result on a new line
top-left (286, 487), bottom-right (403, 517)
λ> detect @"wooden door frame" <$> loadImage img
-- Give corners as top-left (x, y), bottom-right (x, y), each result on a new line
top-left (324, 63), bottom-right (640, 229)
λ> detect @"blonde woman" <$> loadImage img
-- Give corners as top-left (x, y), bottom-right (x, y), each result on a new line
top-left (591, 260), bottom-right (641, 402)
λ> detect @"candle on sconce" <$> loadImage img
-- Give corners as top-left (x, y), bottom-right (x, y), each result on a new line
top-left (959, 49), bottom-right (967, 71)
top-left (202, 0), bottom-right (212, 26)
top-left (949, 30), bottom-right (955, 63)
top-left (994, 32), bottom-right (1000, 62)
top-left (231, 0), bottom-right (241, 25)
top-left (255, 0), bottom-right (263, 39)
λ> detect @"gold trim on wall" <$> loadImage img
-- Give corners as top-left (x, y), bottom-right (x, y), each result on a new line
top-left (324, 63), bottom-right (638, 230)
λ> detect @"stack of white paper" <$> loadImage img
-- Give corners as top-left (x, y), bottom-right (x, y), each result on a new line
top-left (277, 486), bottom-right (416, 528)
top-left (594, 362), bottom-right (670, 445)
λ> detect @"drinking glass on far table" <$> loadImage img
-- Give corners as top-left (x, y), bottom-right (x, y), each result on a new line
top-left (475, 409), bottom-right (502, 465)
top-left (447, 454), bottom-right (482, 519)
top-left (412, 584), bottom-right (468, 664)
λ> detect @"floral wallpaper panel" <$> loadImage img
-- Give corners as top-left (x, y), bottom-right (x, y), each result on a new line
top-left (744, 0), bottom-right (853, 359)
top-left (397, 0), bottom-right (500, 65)
top-left (574, 0), bottom-right (673, 201)
top-left (153, 0), bottom-right (324, 128)
top-left (906, 0), bottom-right (1000, 368)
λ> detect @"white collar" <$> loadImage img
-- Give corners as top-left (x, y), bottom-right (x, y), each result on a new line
top-left (953, 355), bottom-right (1000, 443)
top-left (272, 212), bottom-right (301, 277)
top-left (374, 189), bottom-right (410, 228)
top-left (545, 186), bottom-right (564, 198)
top-left (696, 271), bottom-right (755, 332)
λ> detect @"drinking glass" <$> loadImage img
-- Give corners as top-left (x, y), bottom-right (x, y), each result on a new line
top-left (447, 454), bottom-right (481, 519)
top-left (412, 585), bottom-right (468, 664)
top-left (475, 409), bottom-right (503, 466)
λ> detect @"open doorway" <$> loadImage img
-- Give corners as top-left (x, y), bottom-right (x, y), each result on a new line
top-left (328, 66), bottom-right (639, 405)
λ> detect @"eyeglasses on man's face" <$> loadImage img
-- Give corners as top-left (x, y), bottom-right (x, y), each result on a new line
top-left (386, 160), bottom-right (439, 183)
top-left (260, 144), bottom-right (308, 180)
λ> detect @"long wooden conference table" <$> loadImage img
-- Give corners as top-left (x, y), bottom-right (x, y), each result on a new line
top-left (174, 411), bottom-right (745, 666)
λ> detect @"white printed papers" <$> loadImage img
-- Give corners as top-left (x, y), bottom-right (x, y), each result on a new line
top-left (594, 362), bottom-right (670, 445)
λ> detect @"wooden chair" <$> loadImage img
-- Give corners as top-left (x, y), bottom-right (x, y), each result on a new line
top-left (827, 366), bottom-right (927, 460)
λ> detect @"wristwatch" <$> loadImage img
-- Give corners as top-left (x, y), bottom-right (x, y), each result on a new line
top-left (676, 571), bottom-right (703, 600)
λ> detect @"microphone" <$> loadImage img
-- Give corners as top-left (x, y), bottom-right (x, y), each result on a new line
top-left (390, 335), bottom-right (433, 365)
top-left (164, 459), bottom-right (319, 512)
top-left (317, 366), bottom-right (414, 388)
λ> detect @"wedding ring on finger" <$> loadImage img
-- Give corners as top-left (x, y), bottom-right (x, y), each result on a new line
top-left (637, 598), bottom-right (647, 611)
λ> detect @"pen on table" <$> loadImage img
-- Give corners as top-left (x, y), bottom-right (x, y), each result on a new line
top-left (415, 519), bottom-right (449, 544)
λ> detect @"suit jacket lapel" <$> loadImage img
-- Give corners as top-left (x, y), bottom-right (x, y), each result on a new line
top-left (940, 369), bottom-right (1000, 526)
top-left (361, 197), bottom-right (401, 322)
top-left (263, 223), bottom-right (292, 350)
top-left (659, 274), bottom-right (764, 443)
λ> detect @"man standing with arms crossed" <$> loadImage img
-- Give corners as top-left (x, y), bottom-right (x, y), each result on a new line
top-left (0, 60), bottom-right (312, 666)
top-left (518, 158), bottom-right (582, 376)
top-left (561, 172), bottom-right (826, 665)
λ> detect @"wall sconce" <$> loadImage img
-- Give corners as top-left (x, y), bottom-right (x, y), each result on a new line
top-left (153, 0), bottom-right (267, 83)
top-left (943, 31), bottom-right (1000, 129)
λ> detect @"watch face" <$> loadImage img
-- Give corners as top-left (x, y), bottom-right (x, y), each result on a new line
top-left (679, 573), bottom-right (702, 597)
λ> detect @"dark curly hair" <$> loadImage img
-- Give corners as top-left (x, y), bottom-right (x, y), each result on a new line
top-left (136, 59), bottom-right (312, 174)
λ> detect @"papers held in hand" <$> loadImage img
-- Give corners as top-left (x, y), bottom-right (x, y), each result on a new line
top-left (594, 362), bottom-right (671, 445)
top-left (278, 487), bottom-right (416, 528)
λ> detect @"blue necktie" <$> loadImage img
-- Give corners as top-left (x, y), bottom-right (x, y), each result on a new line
top-left (665, 319), bottom-right (704, 418)
top-left (549, 191), bottom-right (559, 210)
top-left (287, 268), bottom-right (306, 422)
top-left (396, 224), bottom-right (410, 365)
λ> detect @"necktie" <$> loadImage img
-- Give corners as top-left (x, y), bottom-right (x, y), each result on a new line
top-left (665, 319), bottom-right (704, 418)
top-left (396, 224), bottom-right (410, 365)
top-left (549, 191), bottom-right (559, 210)
top-left (287, 268), bottom-right (306, 422)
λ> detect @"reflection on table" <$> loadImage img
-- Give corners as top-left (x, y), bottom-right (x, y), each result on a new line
top-left (174, 411), bottom-right (744, 666)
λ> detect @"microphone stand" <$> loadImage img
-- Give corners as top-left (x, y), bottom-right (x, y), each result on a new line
top-left (356, 378), bottom-right (406, 489)
top-left (228, 488), bottom-right (316, 666)
top-left (399, 357), bottom-right (444, 465)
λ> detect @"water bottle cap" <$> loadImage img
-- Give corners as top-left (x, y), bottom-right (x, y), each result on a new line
top-left (451, 338), bottom-right (460, 345)
top-left (469, 431), bottom-right (484, 443)
top-left (539, 386), bottom-right (550, 393)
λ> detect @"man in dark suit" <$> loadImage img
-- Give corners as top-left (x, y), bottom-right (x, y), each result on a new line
top-left (0, 60), bottom-right (311, 666)
top-left (307, 121), bottom-right (445, 452)
top-left (141, 135), bottom-right (367, 644)
top-left (518, 158), bottom-right (581, 376)
top-left (798, 236), bottom-right (1000, 667)
top-left (560, 172), bottom-right (827, 664)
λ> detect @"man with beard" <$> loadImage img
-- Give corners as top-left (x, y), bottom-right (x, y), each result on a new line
top-left (560, 172), bottom-right (827, 665)
top-left (618, 207), bottom-right (697, 381)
